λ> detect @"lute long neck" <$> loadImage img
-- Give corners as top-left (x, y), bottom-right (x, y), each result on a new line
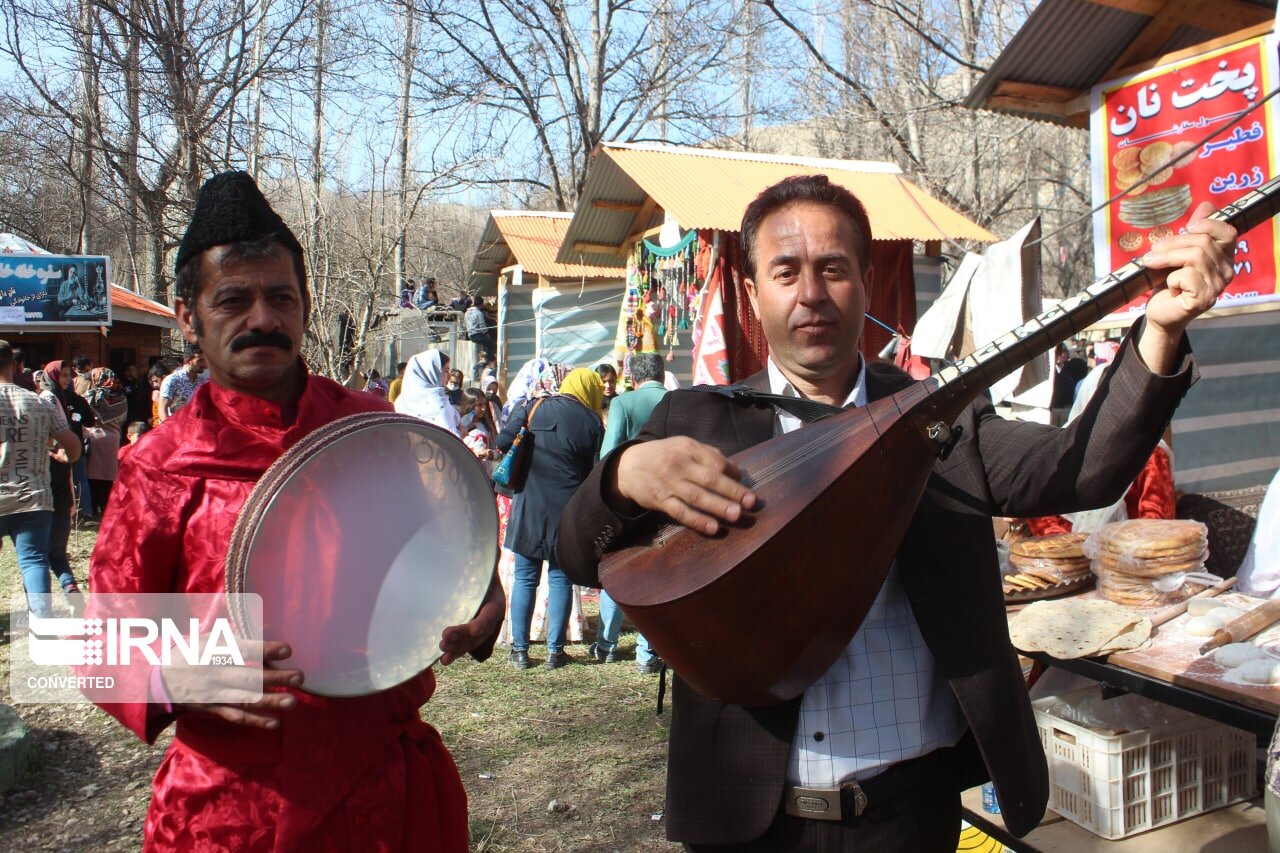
top-left (923, 176), bottom-right (1280, 411)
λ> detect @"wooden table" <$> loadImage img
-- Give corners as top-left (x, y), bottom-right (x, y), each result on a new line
top-left (958, 593), bottom-right (1280, 849)
top-left (1017, 591), bottom-right (1280, 738)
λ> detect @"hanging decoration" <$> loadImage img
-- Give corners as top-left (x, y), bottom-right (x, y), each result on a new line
top-left (614, 228), bottom-right (699, 385)
top-left (691, 231), bottom-right (731, 386)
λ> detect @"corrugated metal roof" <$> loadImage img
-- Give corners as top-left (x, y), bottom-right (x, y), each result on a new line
top-left (555, 142), bottom-right (995, 265)
top-left (966, 0), bottom-right (1276, 123)
top-left (469, 211), bottom-right (619, 293)
top-left (111, 285), bottom-right (174, 320)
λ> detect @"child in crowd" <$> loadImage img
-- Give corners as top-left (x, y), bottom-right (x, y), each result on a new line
top-left (119, 421), bottom-right (150, 462)
top-left (459, 388), bottom-right (497, 468)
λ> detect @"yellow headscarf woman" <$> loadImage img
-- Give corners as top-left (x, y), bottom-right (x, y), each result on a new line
top-left (558, 367), bottom-right (604, 414)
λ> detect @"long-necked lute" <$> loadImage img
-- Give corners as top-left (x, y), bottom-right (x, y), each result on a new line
top-left (598, 177), bottom-right (1280, 707)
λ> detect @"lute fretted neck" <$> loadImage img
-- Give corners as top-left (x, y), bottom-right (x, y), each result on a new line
top-left (922, 176), bottom-right (1280, 411)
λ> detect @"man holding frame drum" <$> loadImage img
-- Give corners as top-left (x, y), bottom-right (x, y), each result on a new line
top-left (558, 174), bottom-right (1238, 851)
top-left (87, 172), bottom-right (505, 851)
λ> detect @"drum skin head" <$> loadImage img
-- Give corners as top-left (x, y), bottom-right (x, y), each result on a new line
top-left (226, 413), bottom-right (498, 696)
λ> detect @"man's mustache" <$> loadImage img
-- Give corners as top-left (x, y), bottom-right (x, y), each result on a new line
top-left (230, 331), bottom-right (293, 352)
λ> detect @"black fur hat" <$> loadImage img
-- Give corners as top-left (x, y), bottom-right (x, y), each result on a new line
top-left (175, 171), bottom-right (304, 276)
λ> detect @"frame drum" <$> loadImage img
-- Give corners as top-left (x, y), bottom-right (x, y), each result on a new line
top-left (225, 413), bottom-right (498, 696)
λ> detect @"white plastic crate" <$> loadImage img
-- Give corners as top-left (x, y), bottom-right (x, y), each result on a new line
top-left (1032, 687), bottom-right (1256, 839)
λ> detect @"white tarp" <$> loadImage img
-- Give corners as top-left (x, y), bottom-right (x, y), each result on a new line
top-left (533, 281), bottom-right (625, 369)
top-left (910, 219), bottom-right (1051, 408)
top-left (911, 252), bottom-right (980, 360)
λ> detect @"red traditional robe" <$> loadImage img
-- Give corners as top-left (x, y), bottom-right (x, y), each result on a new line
top-left (90, 367), bottom-right (475, 852)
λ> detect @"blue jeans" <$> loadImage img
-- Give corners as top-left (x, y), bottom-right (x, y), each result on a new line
top-left (509, 553), bottom-right (571, 654)
top-left (1, 511), bottom-right (54, 617)
top-left (73, 456), bottom-right (93, 517)
top-left (597, 590), bottom-right (655, 664)
top-left (48, 508), bottom-right (75, 590)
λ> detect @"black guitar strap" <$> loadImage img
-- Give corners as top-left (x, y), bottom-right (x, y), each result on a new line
top-left (695, 383), bottom-right (849, 423)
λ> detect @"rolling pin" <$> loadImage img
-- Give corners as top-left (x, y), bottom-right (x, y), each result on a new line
top-left (1199, 597), bottom-right (1280, 655)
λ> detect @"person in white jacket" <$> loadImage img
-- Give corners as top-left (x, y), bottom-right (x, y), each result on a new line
top-left (1235, 467), bottom-right (1280, 598)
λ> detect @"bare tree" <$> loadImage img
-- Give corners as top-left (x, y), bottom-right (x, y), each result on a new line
top-left (416, 0), bottom-right (750, 210)
top-left (393, 0), bottom-right (416, 291)
top-left (760, 0), bottom-right (1093, 295)
top-left (1, 0), bottom-right (312, 298)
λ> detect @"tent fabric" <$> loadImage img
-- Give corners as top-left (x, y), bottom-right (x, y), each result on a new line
top-left (909, 220), bottom-right (1050, 407)
top-left (965, 219), bottom-right (1048, 407)
top-left (596, 144), bottom-right (997, 241)
top-left (913, 252), bottom-right (980, 361)
top-left (865, 241), bottom-right (916, 362)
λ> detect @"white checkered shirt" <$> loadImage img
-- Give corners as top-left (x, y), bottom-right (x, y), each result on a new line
top-left (766, 357), bottom-right (967, 786)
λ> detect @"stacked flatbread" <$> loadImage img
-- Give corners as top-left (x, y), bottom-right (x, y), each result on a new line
top-left (1118, 184), bottom-right (1192, 228)
top-left (1087, 519), bottom-right (1210, 608)
top-left (1003, 532), bottom-right (1091, 595)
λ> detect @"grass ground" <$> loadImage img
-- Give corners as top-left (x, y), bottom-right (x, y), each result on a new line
top-left (0, 524), bottom-right (679, 852)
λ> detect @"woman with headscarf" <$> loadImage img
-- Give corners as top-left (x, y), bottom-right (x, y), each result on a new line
top-left (42, 360), bottom-right (96, 519)
top-left (34, 367), bottom-right (82, 596)
top-left (393, 349), bottom-right (462, 436)
top-left (445, 369), bottom-right (465, 407)
top-left (83, 368), bottom-right (128, 514)
top-left (501, 358), bottom-right (571, 424)
top-left (496, 367), bottom-right (604, 670)
top-left (484, 380), bottom-right (505, 432)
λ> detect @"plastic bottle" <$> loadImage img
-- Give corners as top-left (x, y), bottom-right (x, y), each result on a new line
top-left (981, 781), bottom-right (1001, 815)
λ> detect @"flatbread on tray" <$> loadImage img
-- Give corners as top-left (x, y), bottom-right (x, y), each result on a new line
top-left (1008, 599), bottom-right (1152, 658)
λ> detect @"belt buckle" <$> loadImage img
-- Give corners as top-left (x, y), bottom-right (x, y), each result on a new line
top-left (786, 785), bottom-right (842, 821)
top-left (785, 782), bottom-right (870, 821)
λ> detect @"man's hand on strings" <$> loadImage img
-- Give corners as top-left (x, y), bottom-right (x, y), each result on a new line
top-left (612, 437), bottom-right (757, 536)
top-left (1138, 201), bottom-right (1238, 372)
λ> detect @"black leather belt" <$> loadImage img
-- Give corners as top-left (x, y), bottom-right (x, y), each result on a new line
top-left (782, 746), bottom-right (953, 822)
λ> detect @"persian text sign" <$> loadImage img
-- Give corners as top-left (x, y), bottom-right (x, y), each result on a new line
top-left (0, 254), bottom-right (111, 325)
top-left (1090, 35), bottom-right (1280, 314)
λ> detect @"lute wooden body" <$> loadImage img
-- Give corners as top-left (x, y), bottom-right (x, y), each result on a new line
top-left (599, 177), bottom-right (1280, 707)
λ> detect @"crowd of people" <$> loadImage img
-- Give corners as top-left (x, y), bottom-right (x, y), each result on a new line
top-left (398, 277), bottom-right (441, 310)
top-left (0, 344), bottom-right (220, 617)
top-left (368, 288), bottom-right (500, 393)
top-left (373, 339), bottom-right (670, 673)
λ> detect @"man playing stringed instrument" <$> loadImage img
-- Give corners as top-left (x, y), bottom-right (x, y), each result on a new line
top-left (558, 174), bottom-right (1237, 851)
top-left (88, 172), bottom-right (505, 851)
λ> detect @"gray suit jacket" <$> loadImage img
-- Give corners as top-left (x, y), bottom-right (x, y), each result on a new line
top-left (557, 323), bottom-right (1195, 845)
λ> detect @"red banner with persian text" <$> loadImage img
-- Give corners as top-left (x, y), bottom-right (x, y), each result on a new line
top-left (1090, 34), bottom-right (1280, 315)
